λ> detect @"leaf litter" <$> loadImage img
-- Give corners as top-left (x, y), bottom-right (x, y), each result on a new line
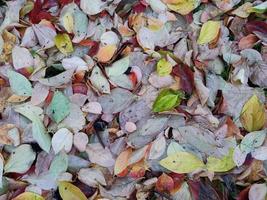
top-left (0, 0), bottom-right (267, 199)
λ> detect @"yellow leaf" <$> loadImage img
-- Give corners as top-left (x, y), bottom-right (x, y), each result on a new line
top-left (159, 152), bottom-right (204, 173)
top-left (197, 21), bottom-right (221, 45)
top-left (96, 45), bottom-right (116, 63)
top-left (13, 192), bottom-right (44, 200)
top-left (206, 148), bottom-right (236, 172)
top-left (54, 33), bottom-right (74, 55)
top-left (62, 13), bottom-right (74, 33)
top-left (59, 181), bottom-right (87, 200)
top-left (166, 0), bottom-right (196, 15)
top-left (157, 58), bottom-right (172, 76)
top-left (114, 148), bottom-right (132, 175)
top-left (240, 95), bottom-right (265, 132)
top-left (232, 2), bottom-right (253, 18)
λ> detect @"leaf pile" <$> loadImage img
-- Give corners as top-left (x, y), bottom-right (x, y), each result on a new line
top-left (0, 0), bottom-right (266, 199)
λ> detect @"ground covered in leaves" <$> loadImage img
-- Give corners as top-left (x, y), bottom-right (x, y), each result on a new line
top-left (0, 0), bottom-right (267, 199)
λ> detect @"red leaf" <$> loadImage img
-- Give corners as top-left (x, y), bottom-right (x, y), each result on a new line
top-left (29, 0), bottom-right (52, 24)
top-left (246, 21), bottom-right (267, 36)
top-left (172, 64), bottom-right (194, 94)
top-left (88, 42), bottom-right (100, 57)
top-left (237, 186), bottom-right (250, 200)
top-left (156, 173), bottom-right (175, 192)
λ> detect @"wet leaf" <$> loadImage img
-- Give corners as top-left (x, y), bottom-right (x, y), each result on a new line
top-left (240, 95), bottom-right (265, 132)
top-left (197, 21), bottom-right (221, 45)
top-left (47, 91), bottom-right (70, 123)
top-left (159, 152), bottom-right (205, 173)
top-left (58, 181), bottom-right (87, 200)
top-left (152, 89), bottom-right (184, 112)
top-left (54, 33), bottom-right (74, 55)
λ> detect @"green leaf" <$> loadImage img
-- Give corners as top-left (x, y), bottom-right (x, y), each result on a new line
top-left (90, 66), bottom-right (110, 94)
top-left (49, 152), bottom-right (68, 177)
top-left (59, 181), bottom-right (87, 200)
top-left (240, 95), bottom-right (265, 132)
top-left (206, 148), bottom-right (236, 172)
top-left (249, 1), bottom-right (267, 14)
top-left (54, 33), bottom-right (73, 55)
top-left (73, 10), bottom-right (88, 37)
top-left (4, 144), bottom-right (36, 173)
top-left (167, 141), bottom-right (184, 156)
top-left (159, 151), bottom-right (205, 173)
top-left (105, 56), bottom-right (130, 77)
top-left (152, 89), bottom-right (184, 112)
top-left (14, 105), bottom-right (51, 153)
top-left (47, 91), bottom-right (70, 123)
top-left (240, 129), bottom-right (266, 154)
top-left (156, 58), bottom-right (172, 76)
top-left (7, 70), bottom-right (32, 96)
top-left (197, 21), bottom-right (221, 45)
top-left (13, 192), bottom-right (44, 200)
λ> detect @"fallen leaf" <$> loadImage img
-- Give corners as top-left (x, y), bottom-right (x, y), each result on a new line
top-left (114, 148), bottom-right (132, 176)
top-left (54, 33), bottom-right (74, 55)
top-left (96, 45), bottom-right (117, 63)
top-left (52, 128), bottom-right (73, 154)
top-left (197, 21), bottom-right (221, 45)
top-left (240, 95), bottom-right (265, 132)
top-left (4, 144), bottom-right (36, 173)
top-left (58, 181), bottom-right (87, 200)
top-left (13, 192), bottom-right (44, 200)
top-left (47, 91), bottom-right (70, 123)
top-left (7, 70), bottom-right (32, 96)
top-left (159, 151), bottom-right (205, 173)
top-left (78, 168), bottom-right (106, 187)
top-left (206, 148), bottom-right (236, 172)
top-left (152, 88), bottom-right (184, 112)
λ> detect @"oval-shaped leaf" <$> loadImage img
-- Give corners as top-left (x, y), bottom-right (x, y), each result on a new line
top-left (157, 58), bottom-right (172, 77)
top-left (206, 148), bottom-right (236, 172)
top-left (152, 89), bottom-right (184, 112)
top-left (7, 70), bottom-right (32, 96)
top-left (47, 91), bottom-right (70, 123)
top-left (240, 95), bottom-right (265, 132)
top-left (159, 152), bottom-right (205, 173)
top-left (13, 192), bottom-right (44, 200)
top-left (58, 181), bottom-right (87, 200)
top-left (54, 33), bottom-right (73, 55)
top-left (197, 21), bottom-right (221, 45)
top-left (4, 144), bottom-right (36, 173)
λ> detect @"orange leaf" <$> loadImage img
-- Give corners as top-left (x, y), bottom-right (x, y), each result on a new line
top-left (95, 45), bottom-right (116, 63)
top-left (114, 148), bottom-right (132, 176)
top-left (156, 173), bottom-right (175, 192)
